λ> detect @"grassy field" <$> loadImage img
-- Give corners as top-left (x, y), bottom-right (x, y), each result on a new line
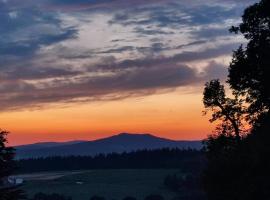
top-left (21, 169), bottom-right (181, 200)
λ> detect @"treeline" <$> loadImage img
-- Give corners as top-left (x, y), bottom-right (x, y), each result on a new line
top-left (16, 148), bottom-right (205, 173)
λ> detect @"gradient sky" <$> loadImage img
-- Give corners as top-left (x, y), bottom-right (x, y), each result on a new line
top-left (0, 0), bottom-right (257, 145)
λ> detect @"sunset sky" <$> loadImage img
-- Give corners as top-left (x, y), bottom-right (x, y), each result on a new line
top-left (0, 0), bottom-right (257, 145)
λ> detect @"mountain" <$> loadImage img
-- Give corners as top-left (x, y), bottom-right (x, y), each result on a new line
top-left (16, 140), bottom-right (86, 151)
top-left (15, 133), bottom-right (202, 159)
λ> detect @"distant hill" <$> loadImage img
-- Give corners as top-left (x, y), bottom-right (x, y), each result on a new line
top-left (16, 140), bottom-right (85, 150)
top-left (15, 133), bottom-right (202, 159)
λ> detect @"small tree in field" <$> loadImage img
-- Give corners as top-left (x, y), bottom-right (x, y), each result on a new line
top-left (0, 130), bottom-right (25, 200)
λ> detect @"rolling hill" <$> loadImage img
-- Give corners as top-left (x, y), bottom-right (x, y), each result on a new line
top-left (15, 133), bottom-right (202, 159)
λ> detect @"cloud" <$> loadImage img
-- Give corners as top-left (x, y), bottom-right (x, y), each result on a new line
top-left (0, 63), bottom-right (205, 111)
top-left (1, 64), bottom-right (80, 80)
top-left (96, 43), bottom-right (238, 71)
top-left (203, 61), bottom-right (228, 81)
top-left (96, 46), bottom-right (135, 54)
top-left (0, 28), bottom-right (78, 57)
top-left (175, 40), bottom-right (208, 49)
top-left (0, 0), bottom-right (255, 111)
top-left (0, 7), bottom-right (78, 57)
top-left (0, 43), bottom-right (233, 111)
top-left (134, 27), bottom-right (175, 36)
top-left (108, 2), bottom-right (245, 27)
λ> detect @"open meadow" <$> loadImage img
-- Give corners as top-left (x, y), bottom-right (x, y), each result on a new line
top-left (21, 169), bottom-right (181, 200)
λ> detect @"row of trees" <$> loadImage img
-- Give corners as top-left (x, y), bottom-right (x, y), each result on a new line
top-left (16, 148), bottom-right (204, 174)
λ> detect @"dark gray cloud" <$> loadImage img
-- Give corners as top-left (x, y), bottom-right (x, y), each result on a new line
top-left (2, 0), bottom-right (258, 12)
top-left (175, 40), bottom-right (208, 49)
top-left (90, 43), bottom-right (170, 56)
top-left (0, 28), bottom-right (78, 57)
top-left (108, 6), bottom-right (187, 28)
top-left (190, 27), bottom-right (231, 39)
top-left (171, 43), bottom-right (237, 63)
top-left (1, 65), bottom-right (80, 80)
top-left (94, 43), bottom-right (238, 71)
top-left (203, 61), bottom-right (228, 81)
top-left (2, 0), bottom-right (169, 12)
top-left (0, 61), bottom-right (225, 111)
top-left (0, 43), bottom-right (232, 111)
top-left (96, 46), bottom-right (135, 54)
top-left (108, 3), bottom-right (245, 27)
top-left (0, 6), bottom-right (78, 57)
top-left (135, 43), bottom-right (169, 54)
top-left (134, 27), bottom-right (175, 36)
top-left (107, 1), bottom-right (258, 42)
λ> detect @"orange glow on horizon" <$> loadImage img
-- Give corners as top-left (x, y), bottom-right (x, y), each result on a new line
top-left (1, 89), bottom-right (213, 146)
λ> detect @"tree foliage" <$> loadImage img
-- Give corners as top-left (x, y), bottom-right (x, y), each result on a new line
top-left (229, 0), bottom-right (270, 119)
top-left (0, 130), bottom-right (25, 200)
top-left (202, 0), bottom-right (270, 199)
top-left (203, 79), bottom-right (247, 140)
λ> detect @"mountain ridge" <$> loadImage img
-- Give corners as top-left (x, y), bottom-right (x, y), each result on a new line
top-left (15, 133), bottom-right (202, 159)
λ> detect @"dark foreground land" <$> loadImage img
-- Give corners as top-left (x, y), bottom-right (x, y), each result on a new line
top-left (16, 149), bottom-right (205, 200)
top-left (20, 169), bottom-right (181, 200)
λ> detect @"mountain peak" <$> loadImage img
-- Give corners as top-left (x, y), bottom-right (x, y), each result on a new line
top-left (117, 133), bottom-right (153, 137)
top-left (15, 133), bottom-right (202, 159)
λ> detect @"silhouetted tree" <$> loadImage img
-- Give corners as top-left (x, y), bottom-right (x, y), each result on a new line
top-left (203, 79), bottom-right (247, 141)
top-left (0, 130), bottom-right (25, 200)
top-left (202, 0), bottom-right (270, 200)
top-left (229, 0), bottom-right (270, 120)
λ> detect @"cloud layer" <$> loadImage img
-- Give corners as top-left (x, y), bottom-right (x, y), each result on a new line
top-left (0, 0), bottom-right (258, 111)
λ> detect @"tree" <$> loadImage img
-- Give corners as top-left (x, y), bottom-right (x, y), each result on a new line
top-left (202, 0), bottom-right (270, 199)
top-left (229, 0), bottom-right (270, 120)
top-left (203, 79), bottom-right (247, 141)
top-left (0, 130), bottom-right (25, 200)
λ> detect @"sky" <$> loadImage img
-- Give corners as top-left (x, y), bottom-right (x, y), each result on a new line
top-left (0, 0), bottom-right (258, 145)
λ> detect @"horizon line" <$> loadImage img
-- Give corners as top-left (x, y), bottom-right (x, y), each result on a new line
top-left (13, 132), bottom-right (203, 147)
